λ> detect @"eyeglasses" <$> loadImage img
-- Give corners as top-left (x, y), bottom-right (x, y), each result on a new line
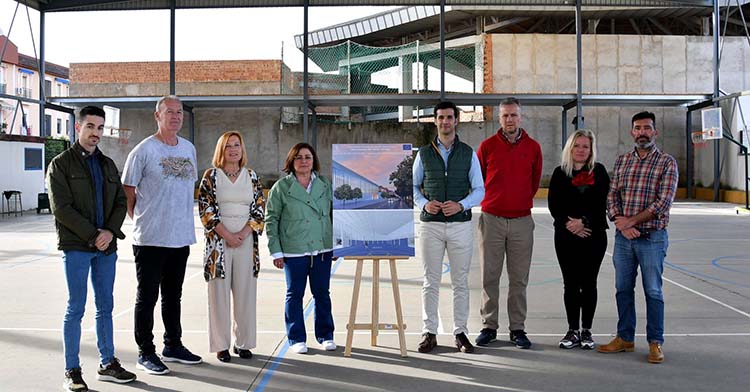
top-left (294, 155), bottom-right (313, 161)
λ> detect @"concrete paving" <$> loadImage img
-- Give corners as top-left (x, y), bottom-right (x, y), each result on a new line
top-left (1, 200), bottom-right (749, 391)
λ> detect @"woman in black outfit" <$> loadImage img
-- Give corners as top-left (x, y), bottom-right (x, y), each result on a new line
top-left (548, 129), bottom-right (610, 350)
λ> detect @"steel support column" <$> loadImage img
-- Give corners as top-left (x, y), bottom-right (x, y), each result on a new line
top-left (686, 110), bottom-right (693, 198)
top-left (303, 0), bottom-right (309, 143)
top-left (440, 0), bottom-right (446, 101)
top-left (169, 0), bottom-right (176, 95)
top-left (39, 10), bottom-right (46, 137)
top-left (575, 0), bottom-right (584, 129)
top-left (712, 0), bottom-right (720, 201)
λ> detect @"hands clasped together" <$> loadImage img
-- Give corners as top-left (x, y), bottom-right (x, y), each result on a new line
top-left (424, 200), bottom-right (464, 217)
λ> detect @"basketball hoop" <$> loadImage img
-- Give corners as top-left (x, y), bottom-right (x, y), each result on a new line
top-left (116, 128), bottom-right (132, 145)
top-left (691, 131), bottom-right (708, 150)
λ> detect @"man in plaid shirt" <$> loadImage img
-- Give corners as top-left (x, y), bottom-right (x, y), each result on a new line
top-left (597, 111), bottom-right (678, 364)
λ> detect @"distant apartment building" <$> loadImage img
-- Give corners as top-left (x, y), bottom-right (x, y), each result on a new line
top-left (1, 35), bottom-right (70, 138)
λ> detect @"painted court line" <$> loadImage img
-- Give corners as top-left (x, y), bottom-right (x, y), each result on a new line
top-left (253, 256), bottom-right (344, 392)
top-left (4, 327), bottom-right (750, 337)
top-left (84, 268), bottom-right (206, 332)
top-left (601, 250), bottom-right (750, 320)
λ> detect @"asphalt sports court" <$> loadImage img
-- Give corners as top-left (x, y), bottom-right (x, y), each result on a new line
top-left (1, 200), bottom-right (748, 392)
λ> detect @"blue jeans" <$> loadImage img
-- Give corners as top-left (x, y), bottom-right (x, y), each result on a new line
top-left (62, 250), bottom-right (117, 370)
top-left (283, 252), bottom-right (334, 345)
top-left (613, 230), bottom-right (668, 344)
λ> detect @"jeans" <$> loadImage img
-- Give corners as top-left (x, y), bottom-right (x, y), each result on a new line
top-left (613, 230), bottom-right (668, 344)
top-left (283, 252), bottom-right (334, 345)
top-left (133, 245), bottom-right (189, 355)
top-left (62, 250), bottom-right (117, 370)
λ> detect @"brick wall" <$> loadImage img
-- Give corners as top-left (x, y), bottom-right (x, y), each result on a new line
top-left (71, 60), bottom-right (283, 84)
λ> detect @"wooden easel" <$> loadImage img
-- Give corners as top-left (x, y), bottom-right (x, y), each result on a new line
top-left (343, 256), bottom-right (409, 357)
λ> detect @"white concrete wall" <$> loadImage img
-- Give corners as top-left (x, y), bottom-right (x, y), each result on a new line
top-left (490, 34), bottom-right (750, 189)
top-left (0, 140), bottom-right (45, 211)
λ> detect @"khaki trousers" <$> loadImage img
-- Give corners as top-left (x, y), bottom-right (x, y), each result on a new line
top-left (478, 213), bottom-right (534, 331)
top-left (207, 231), bottom-right (257, 352)
top-left (419, 220), bottom-right (474, 336)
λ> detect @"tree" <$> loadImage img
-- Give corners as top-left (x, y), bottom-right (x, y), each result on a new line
top-left (334, 184), bottom-right (353, 207)
top-left (351, 187), bottom-right (363, 206)
top-left (389, 155), bottom-right (413, 199)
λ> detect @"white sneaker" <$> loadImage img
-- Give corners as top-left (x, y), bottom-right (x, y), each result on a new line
top-left (290, 342), bottom-right (308, 354)
top-left (320, 340), bottom-right (337, 351)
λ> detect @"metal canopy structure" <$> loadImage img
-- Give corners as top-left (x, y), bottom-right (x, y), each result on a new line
top-left (6, 0), bottom-right (747, 202)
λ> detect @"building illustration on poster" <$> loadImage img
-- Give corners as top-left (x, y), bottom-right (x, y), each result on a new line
top-left (332, 144), bottom-right (415, 257)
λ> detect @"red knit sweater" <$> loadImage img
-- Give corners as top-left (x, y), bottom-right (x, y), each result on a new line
top-left (477, 129), bottom-right (543, 218)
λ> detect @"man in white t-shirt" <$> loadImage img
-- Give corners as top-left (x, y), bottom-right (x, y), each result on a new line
top-left (122, 95), bottom-right (201, 375)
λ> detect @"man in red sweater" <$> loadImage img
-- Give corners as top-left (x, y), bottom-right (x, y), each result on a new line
top-left (475, 97), bottom-right (543, 349)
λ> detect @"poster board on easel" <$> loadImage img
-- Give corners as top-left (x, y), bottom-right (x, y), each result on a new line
top-left (332, 144), bottom-right (414, 357)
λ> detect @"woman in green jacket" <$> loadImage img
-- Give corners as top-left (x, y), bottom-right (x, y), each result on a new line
top-left (266, 142), bottom-right (335, 354)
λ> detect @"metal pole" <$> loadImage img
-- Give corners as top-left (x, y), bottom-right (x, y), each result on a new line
top-left (39, 10), bottom-right (46, 137)
top-left (0, 3), bottom-right (20, 63)
top-left (187, 107), bottom-right (195, 143)
top-left (311, 107), bottom-right (317, 152)
top-left (686, 110), bottom-right (694, 198)
top-left (575, 0), bottom-right (583, 129)
top-left (711, 0), bottom-right (721, 201)
top-left (303, 0), bottom-right (309, 143)
top-left (439, 0), bottom-right (446, 101)
top-left (745, 146), bottom-right (749, 209)
top-left (170, 0), bottom-right (176, 95)
top-left (68, 112), bottom-right (76, 142)
top-left (562, 108), bottom-right (568, 147)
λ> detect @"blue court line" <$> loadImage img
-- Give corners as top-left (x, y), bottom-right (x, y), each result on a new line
top-left (253, 256), bottom-right (344, 392)
top-left (665, 260), bottom-right (750, 288)
top-left (711, 255), bottom-right (750, 275)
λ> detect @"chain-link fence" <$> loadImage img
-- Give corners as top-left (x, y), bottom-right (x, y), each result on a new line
top-left (281, 39), bottom-right (480, 123)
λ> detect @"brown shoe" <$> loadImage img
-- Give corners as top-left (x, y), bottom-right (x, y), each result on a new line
top-left (455, 333), bottom-right (475, 353)
top-left (418, 333), bottom-right (437, 353)
top-left (648, 342), bottom-right (664, 363)
top-left (596, 336), bottom-right (635, 353)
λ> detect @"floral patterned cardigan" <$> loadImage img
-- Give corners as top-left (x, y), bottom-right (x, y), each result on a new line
top-left (198, 168), bottom-right (266, 281)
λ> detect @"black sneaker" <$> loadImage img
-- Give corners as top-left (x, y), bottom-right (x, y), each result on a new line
top-left (97, 358), bottom-right (136, 383)
top-left (418, 333), bottom-right (437, 353)
top-left (580, 329), bottom-right (595, 350)
top-left (455, 333), bottom-right (475, 353)
top-left (63, 368), bottom-right (88, 392)
top-left (559, 330), bottom-right (581, 349)
top-left (162, 345), bottom-right (202, 364)
top-left (475, 328), bottom-right (497, 346)
top-left (136, 353), bottom-right (170, 375)
top-left (510, 330), bottom-right (532, 349)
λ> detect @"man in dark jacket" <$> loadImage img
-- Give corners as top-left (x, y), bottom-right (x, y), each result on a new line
top-left (48, 106), bottom-right (135, 392)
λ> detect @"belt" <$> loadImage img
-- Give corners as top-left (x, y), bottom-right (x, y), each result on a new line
top-left (637, 228), bottom-right (663, 239)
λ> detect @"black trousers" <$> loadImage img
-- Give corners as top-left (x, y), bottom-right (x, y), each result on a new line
top-left (133, 245), bottom-right (189, 355)
top-left (553, 229), bottom-right (607, 330)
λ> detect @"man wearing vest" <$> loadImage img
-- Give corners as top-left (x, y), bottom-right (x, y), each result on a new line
top-left (412, 101), bottom-right (485, 354)
top-left (475, 97), bottom-right (542, 349)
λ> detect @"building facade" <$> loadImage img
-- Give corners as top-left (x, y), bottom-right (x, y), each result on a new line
top-left (1, 35), bottom-right (70, 138)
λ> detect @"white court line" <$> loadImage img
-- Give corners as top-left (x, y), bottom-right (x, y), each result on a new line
top-left (84, 268), bottom-right (206, 332)
top-left (4, 327), bottom-right (750, 337)
top-left (537, 216), bottom-right (750, 322)
top-left (602, 250), bottom-right (750, 321)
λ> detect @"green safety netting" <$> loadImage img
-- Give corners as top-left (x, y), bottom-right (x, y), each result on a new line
top-left (283, 40), bottom-right (478, 96)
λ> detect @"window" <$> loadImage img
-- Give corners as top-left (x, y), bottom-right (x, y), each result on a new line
top-left (45, 114), bottom-right (52, 137)
top-left (45, 79), bottom-right (52, 98)
top-left (56, 118), bottom-right (62, 134)
top-left (65, 119), bottom-right (70, 135)
top-left (24, 148), bottom-right (43, 171)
